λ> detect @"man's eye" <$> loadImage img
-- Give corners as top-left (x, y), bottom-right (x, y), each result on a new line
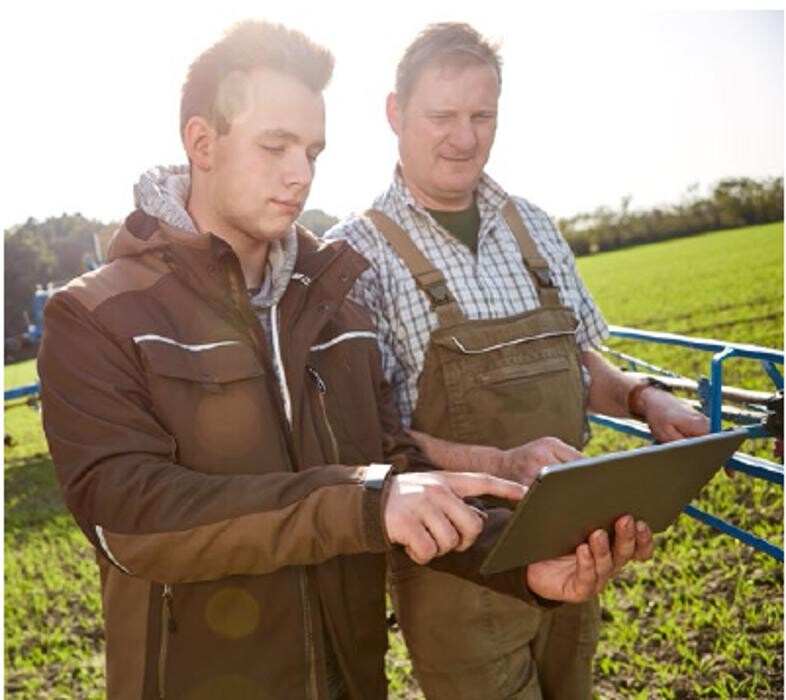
top-left (261, 145), bottom-right (285, 154)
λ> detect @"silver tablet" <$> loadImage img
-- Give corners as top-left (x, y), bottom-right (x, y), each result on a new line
top-left (480, 429), bottom-right (748, 575)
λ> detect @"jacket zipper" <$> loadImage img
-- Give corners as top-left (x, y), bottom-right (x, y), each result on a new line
top-left (300, 570), bottom-right (320, 699)
top-left (268, 303), bottom-right (318, 699)
top-left (229, 255), bottom-right (341, 699)
top-left (158, 584), bottom-right (176, 699)
top-left (307, 365), bottom-right (340, 463)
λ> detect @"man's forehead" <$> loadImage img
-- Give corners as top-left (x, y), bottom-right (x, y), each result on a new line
top-left (408, 61), bottom-right (499, 106)
top-left (220, 70), bottom-right (325, 139)
top-left (429, 60), bottom-right (498, 85)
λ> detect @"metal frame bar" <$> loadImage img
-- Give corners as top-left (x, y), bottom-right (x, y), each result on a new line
top-left (597, 326), bottom-right (783, 561)
top-left (4, 382), bottom-right (40, 402)
top-left (683, 505), bottom-right (784, 562)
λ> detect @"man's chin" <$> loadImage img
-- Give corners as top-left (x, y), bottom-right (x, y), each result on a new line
top-left (434, 177), bottom-right (480, 203)
top-left (437, 166), bottom-right (481, 188)
top-left (256, 215), bottom-right (298, 241)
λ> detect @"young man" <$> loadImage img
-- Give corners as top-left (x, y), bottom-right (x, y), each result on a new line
top-left (326, 22), bottom-right (707, 700)
top-left (38, 21), bottom-right (652, 700)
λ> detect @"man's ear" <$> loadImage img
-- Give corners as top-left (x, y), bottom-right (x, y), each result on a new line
top-left (183, 116), bottom-right (216, 172)
top-left (385, 92), bottom-right (402, 136)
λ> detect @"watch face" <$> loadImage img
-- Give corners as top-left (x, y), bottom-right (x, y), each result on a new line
top-left (365, 463), bottom-right (392, 489)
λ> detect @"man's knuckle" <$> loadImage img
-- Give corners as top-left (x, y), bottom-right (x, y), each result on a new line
top-left (470, 520), bottom-right (482, 539)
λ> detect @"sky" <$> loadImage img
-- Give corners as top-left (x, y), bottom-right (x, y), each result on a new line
top-left (1, 3), bottom-right (783, 232)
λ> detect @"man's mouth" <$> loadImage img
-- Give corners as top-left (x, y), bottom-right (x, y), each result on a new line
top-left (270, 198), bottom-right (303, 213)
top-left (441, 155), bottom-right (474, 163)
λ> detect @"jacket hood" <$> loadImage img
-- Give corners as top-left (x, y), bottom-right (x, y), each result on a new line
top-left (134, 164), bottom-right (197, 234)
top-left (108, 165), bottom-right (298, 309)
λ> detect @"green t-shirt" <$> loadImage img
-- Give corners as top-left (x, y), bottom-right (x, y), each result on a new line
top-left (427, 202), bottom-right (481, 254)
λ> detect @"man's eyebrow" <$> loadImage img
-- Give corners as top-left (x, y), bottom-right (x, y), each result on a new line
top-left (257, 128), bottom-right (300, 141)
top-left (257, 129), bottom-right (326, 150)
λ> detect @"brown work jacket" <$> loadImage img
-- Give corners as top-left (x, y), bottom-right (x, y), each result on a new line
top-left (38, 211), bottom-right (534, 700)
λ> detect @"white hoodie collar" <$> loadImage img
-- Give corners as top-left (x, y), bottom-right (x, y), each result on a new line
top-left (133, 164), bottom-right (298, 309)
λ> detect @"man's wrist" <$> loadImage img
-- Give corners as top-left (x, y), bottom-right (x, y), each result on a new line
top-left (627, 377), bottom-right (672, 420)
top-left (361, 464), bottom-right (394, 550)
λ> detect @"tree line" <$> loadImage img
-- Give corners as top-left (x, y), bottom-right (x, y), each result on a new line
top-left (4, 177), bottom-right (782, 342)
top-left (558, 176), bottom-right (783, 256)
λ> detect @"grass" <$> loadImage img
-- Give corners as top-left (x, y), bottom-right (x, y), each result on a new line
top-left (4, 222), bottom-right (784, 698)
top-left (4, 360), bottom-right (104, 698)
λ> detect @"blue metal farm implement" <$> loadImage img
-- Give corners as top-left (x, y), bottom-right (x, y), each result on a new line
top-left (595, 325), bottom-right (784, 562)
top-left (4, 237), bottom-right (104, 415)
top-left (3, 286), bottom-right (54, 425)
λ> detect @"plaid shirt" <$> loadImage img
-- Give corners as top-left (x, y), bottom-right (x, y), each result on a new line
top-left (324, 170), bottom-right (608, 426)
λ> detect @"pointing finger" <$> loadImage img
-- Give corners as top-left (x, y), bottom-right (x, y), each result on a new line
top-left (442, 472), bottom-right (526, 502)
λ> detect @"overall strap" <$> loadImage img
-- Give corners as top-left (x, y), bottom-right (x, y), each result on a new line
top-left (365, 210), bottom-right (466, 327)
top-left (501, 200), bottom-right (562, 308)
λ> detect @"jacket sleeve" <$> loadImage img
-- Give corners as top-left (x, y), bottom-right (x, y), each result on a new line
top-left (38, 291), bottom-right (390, 584)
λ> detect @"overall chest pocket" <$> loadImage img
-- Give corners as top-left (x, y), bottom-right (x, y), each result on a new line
top-left (137, 338), bottom-right (275, 472)
top-left (413, 309), bottom-right (588, 450)
top-left (457, 353), bottom-right (585, 449)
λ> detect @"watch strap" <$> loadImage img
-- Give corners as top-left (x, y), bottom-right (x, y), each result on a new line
top-left (627, 377), bottom-right (672, 420)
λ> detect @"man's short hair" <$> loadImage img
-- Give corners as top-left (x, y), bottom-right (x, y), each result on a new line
top-left (395, 23), bottom-right (502, 106)
top-left (180, 20), bottom-right (334, 139)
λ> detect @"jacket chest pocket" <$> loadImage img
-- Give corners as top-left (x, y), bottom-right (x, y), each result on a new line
top-left (137, 338), bottom-right (281, 473)
top-left (305, 338), bottom-right (385, 466)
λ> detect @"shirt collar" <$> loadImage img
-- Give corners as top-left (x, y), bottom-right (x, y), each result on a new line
top-left (388, 165), bottom-right (510, 223)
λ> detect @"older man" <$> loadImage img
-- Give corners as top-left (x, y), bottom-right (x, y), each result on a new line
top-left (327, 22), bottom-right (706, 700)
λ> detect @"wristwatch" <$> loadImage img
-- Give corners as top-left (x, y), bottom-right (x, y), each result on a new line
top-left (627, 376), bottom-right (672, 420)
top-left (363, 463), bottom-right (393, 490)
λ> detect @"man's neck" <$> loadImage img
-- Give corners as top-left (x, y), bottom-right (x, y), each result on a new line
top-left (187, 198), bottom-right (270, 289)
top-left (399, 171), bottom-right (475, 212)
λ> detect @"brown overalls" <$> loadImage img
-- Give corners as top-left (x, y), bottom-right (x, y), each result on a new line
top-left (367, 202), bottom-right (601, 700)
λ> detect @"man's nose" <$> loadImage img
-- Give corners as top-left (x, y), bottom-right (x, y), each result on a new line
top-left (284, 151), bottom-right (314, 188)
top-left (448, 118), bottom-right (478, 151)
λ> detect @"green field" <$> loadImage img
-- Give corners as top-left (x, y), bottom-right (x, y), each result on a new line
top-left (4, 223), bottom-right (784, 698)
top-left (578, 223), bottom-right (783, 699)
